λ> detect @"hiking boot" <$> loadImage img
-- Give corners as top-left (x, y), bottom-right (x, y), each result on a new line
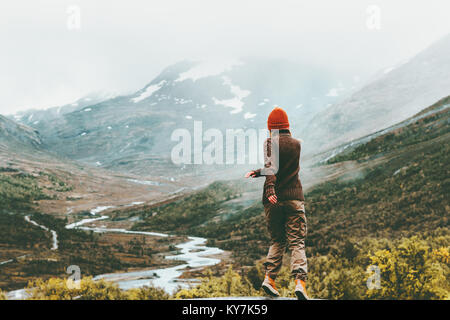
top-left (295, 279), bottom-right (309, 300)
top-left (261, 275), bottom-right (280, 297)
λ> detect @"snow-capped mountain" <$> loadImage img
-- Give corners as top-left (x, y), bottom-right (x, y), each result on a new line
top-left (301, 33), bottom-right (450, 154)
top-left (12, 91), bottom-right (118, 128)
top-left (9, 58), bottom-right (353, 173)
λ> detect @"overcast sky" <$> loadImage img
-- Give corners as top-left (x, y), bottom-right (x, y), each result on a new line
top-left (1, 0), bottom-right (450, 115)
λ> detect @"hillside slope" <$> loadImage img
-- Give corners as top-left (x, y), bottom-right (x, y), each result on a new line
top-left (133, 96), bottom-right (449, 263)
top-left (0, 114), bottom-right (42, 150)
top-left (302, 33), bottom-right (450, 153)
top-left (0, 119), bottom-right (189, 291)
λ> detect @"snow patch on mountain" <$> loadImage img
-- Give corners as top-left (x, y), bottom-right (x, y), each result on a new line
top-left (132, 80), bottom-right (167, 103)
top-left (175, 59), bottom-right (242, 82)
top-left (326, 83), bottom-right (346, 97)
top-left (244, 112), bottom-right (256, 119)
top-left (258, 99), bottom-right (269, 106)
top-left (174, 97), bottom-right (191, 105)
top-left (212, 76), bottom-right (250, 114)
top-left (383, 67), bottom-right (395, 74)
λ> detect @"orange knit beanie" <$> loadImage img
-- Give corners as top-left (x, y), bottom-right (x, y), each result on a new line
top-left (267, 107), bottom-right (289, 130)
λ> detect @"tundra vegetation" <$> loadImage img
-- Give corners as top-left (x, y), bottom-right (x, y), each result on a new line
top-left (132, 101), bottom-right (450, 300)
top-left (0, 169), bottom-right (180, 291)
top-left (1, 98), bottom-right (448, 299)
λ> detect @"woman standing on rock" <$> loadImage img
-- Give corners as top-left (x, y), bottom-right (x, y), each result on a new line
top-left (245, 107), bottom-right (309, 300)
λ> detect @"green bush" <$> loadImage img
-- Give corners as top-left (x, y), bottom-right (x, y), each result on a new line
top-left (126, 286), bottom-right (170, 300)
top-left (175, 267), bottom-right (259, 299)
top-left (27, 277), bottom-right (126, 300)
top-left (0, 173), bottom-right (49, 212)
top-left (366, 236), bottom-right (450, 300)
top-left (25, 277), bottom-right (171, 300)
top-left (174, 233), bottom-right (449, 300)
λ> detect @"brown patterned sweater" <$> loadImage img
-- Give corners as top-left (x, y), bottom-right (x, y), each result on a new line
top-left (253, 129), bottom-right (304, 205)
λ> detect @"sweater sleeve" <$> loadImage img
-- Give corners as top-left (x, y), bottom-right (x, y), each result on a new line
top-left (253, 138), bottom-right (278, 197)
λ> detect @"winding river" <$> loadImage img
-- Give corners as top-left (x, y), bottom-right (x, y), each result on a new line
top-left (71, 210), bottom-right (224, 293)
top-left (7, 205), bottom-right (224, 299)
top-left (25, 216), bottom-right (58, 251)
top-left (68, 210), bottom-right (224, 294)
top-left (94, 236), bottom-right (223, 293)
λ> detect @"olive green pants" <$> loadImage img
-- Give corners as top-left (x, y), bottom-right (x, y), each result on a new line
top-left (263, 200), bottom-right (308, 281)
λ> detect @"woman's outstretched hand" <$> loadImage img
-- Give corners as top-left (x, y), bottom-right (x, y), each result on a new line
top-left (245, 171), bottom-right (257, 178)
top-left (246, 171), bottom-right (277, 204)
top-left (268, 194), bottom-right (278, 204)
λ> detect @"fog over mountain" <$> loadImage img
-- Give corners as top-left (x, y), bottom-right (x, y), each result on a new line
top-left (7, 31), bottom-right (450, 175)
top-left (301, 33), bottom-right (450, 153)
top-left (9, 58), bottom-right (355, 173)
top-left (2, 0), bottom-right (450, 114)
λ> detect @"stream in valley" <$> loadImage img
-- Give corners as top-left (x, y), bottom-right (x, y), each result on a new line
top-left (7, 205), bottom-right (224, 298)
top-left (69, 209), bottom-right (224, 294)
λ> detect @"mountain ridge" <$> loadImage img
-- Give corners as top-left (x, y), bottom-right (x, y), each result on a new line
top-left (0, 114), bottom-right (42, 150)
top-left (9, 58), bottom-right (352, 174)
top-left (302, 33), bottom-right (450, 153)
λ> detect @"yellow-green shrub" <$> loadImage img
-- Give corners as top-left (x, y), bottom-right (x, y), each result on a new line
top-left (126, 286), bottom-right (170, 300)
top-left (27, 277), bottom-right (126, 300)
top-left (25, 277), bottom-right (171, 300)
top-left (366, 236), bottom-right (450, 300)
top-left (175, 266), bottom-right (259, 299)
